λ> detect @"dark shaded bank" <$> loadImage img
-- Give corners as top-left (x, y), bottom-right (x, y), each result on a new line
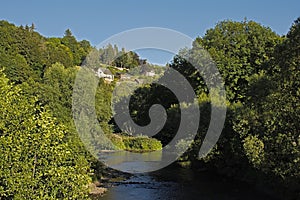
top-left (195, 161), bottom-right (300, 200)
top-left (94, 164), bottom-right (278, 200)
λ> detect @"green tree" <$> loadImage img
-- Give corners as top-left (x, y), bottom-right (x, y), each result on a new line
top-left (41, 63), bottom-right (77, 123)
top-left (0, 20), bottom-right (47, 78)
top-left (45, 38), bottom-right (74, 68)
top-left (61, 29), bottom-right (91, 66)
top-left (113, 51), bottom-right (140, 69)
top-left (170, 20), bottom-right (282, 102)
top-left (100, 44), bottom-right (115, 65)
top-left (0, 70), bottom-right (91, 199)
top-left (0, 49), bottom-right (37, 83)
top-left (231, 18), bottom-right (300, 198)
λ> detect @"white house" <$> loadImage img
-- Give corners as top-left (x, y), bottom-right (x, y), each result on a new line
top-left (96, 68), bottom-right (114, 82)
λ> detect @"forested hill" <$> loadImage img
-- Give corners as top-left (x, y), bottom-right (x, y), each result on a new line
top-left (0, 21), bottom-right (89, 80)
top-left (0, 18), bottom-right (299, 199)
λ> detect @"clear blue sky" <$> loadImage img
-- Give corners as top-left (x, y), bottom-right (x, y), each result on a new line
top-left (1, 0), bottom-right (299, 64)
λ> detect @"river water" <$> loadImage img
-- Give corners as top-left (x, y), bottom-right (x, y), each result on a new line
top-left (98, 155), bottom-right (276, 200)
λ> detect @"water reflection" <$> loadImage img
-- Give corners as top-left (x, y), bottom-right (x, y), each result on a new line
top-left (98, 150), bottom-right (163, 173)
top-left (98, 161), bottom-right (276, 200)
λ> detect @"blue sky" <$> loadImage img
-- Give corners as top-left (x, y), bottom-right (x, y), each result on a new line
top-left (1, 0), bottom-right (299, 64)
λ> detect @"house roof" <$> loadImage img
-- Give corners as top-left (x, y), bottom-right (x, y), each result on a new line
top-left (103, 69), bottom-right (113, 75)
top-left (97, 67), bottom-right (112, 75)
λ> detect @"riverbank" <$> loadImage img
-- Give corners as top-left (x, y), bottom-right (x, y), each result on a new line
top-left (89, 164), bottom-right (132, 198)
top-left (189, 160), bottom-right (299, 200)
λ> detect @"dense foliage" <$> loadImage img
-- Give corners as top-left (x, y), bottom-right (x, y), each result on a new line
top-left (0, 21), bottom-right (96, 199)
top-left (232, 18), bottom-right (300, 196)
top-left (0, 70), bottom-right (91, 199)
top-left (126, 19), bottom-right (300, 199)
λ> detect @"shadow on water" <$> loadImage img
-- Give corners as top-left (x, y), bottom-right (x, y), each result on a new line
top-left (97, 153), bottom-right (277, 200)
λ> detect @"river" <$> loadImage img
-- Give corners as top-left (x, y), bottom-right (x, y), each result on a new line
top-left (97, 155), bottom-right (277, 200)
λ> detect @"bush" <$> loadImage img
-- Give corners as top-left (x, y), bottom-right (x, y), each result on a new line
top-left (123, 136), bottom-right (162, 152)
top-left (108, 134), bottom-right (126, 150)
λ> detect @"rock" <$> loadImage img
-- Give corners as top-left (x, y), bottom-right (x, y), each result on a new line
top-left (89, 183), bottom-right (107, 196)
top-left (93, 180), bottom-right (102, 187)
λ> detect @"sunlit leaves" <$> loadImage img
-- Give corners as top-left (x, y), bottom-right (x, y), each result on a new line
top-left (0, 71), bottom-right (90, 199)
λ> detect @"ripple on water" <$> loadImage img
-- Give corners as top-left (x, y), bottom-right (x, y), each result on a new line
top-left (99, 165), bottom-right (276, 200)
